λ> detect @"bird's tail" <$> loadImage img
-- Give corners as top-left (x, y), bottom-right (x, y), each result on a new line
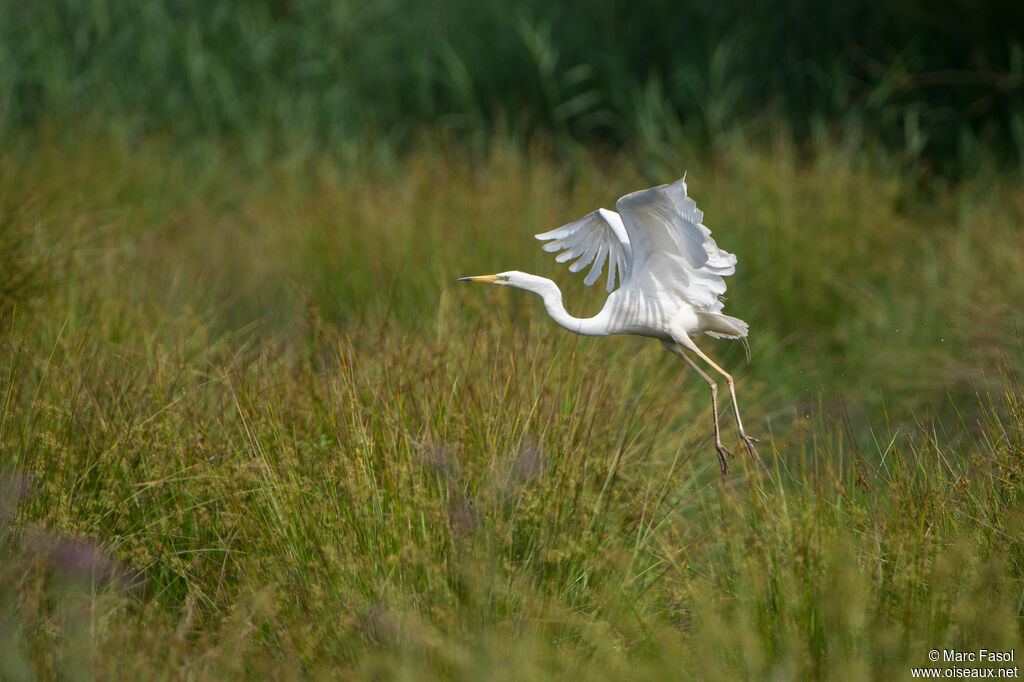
top-left (698, 313), bottom-right (748, 339)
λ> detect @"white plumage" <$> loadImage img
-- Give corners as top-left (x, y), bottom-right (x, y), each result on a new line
top-left (460, 176), bottom-right (761, 475)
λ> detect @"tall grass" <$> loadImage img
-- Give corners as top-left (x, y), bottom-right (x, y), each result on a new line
top-left (1, 131), bottom-right (1023, 678)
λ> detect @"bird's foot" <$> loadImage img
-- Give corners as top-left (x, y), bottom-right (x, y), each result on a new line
top-left (715, 443), bottom-right (734, 478)
top-left (740, 434), bottom-right (764, 467)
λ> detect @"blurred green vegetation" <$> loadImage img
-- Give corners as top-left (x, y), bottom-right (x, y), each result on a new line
top-left (1, 0), bottom-right (1022, 172)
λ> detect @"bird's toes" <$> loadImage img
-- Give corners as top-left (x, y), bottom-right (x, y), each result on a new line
top-left (715, 444), bottom-right (734, 477)
top-left (740, 437), bottom-right (765, 466)
top-left (716, 444), bottom-right (733, 475)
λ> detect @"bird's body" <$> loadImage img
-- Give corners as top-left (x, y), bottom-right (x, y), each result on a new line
top-left (506, 273), bottom-right (743, 341)
top-left (459, 176), bottom-right (760, 474)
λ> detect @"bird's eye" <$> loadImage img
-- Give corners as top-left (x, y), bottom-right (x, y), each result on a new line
top-left (499, 275), bottom-right (511, 281)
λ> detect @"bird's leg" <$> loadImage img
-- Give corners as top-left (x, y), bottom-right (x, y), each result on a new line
top-left (680, 339), bottom-right (763, 467)
top-left (664, 342), bottom-right (732, 477)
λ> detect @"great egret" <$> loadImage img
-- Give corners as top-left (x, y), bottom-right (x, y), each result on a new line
top-left (459, 175), bottom-right (760, 475)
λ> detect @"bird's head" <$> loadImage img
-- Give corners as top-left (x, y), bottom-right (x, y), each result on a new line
top-left (457, 271), bottom-right (557, 296)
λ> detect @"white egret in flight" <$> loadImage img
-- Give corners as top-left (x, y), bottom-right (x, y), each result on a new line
top-left (459, 176), bottom-right (761, 475)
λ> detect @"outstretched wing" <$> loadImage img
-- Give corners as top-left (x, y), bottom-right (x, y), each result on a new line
top-left (615, 176), bottom-right (736, 312)
top-left (534, 208), bottom-right (632, 293)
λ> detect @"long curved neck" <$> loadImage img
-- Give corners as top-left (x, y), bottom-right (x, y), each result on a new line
top-left (522, 277), bottom-right (610, 337)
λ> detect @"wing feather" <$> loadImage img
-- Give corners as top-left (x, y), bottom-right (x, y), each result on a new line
top-left (581, 243), bottom-right (608, 286)
top-left (615, 177), bottom-right (737, 312)
top-left (568, 240), bottom-right (601, 273)
top-left (535, 208), bottom-right (631, 293)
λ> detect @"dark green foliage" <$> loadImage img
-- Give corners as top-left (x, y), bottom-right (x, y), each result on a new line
top-left (1, 0), bottom-right (1021, 170)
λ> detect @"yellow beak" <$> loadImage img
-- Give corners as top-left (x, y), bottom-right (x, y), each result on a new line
top-left (457, 275), bottom-right (500, 283)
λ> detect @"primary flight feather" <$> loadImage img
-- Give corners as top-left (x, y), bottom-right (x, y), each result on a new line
top-left (460, 175), bottom-right (760, 475)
